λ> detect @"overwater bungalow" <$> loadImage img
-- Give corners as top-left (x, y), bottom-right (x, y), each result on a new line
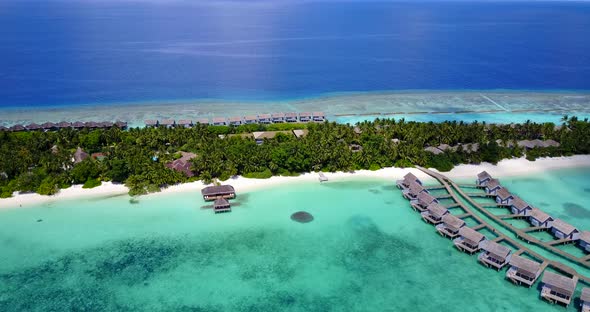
top-left (26, 123), bottom-right (42, 131)
top-left (41, 122), bottom-right (57, 130)
top-left (177, 120), bottom-right (193, 128)
top-left (57, 121), bottom-right (71, 128)
top-left (495, 188), bottom-right (514, 205)
top-left (71, 121), bottom-right (85, 129)
top-left (228, 117), bottom-right (243, 126)
top-left (581, 288), bottom-right (590, 312)
top-left (454, 227), bottom-right (486, 254)
top-left (201, 185), bottom-right (236, 201)
top-left (10, 124), bottom-right (25, 132)
top-left (484, 179), bottom-right (502, 195)
top-left (0, 126), bottom-right (7, 131)
top-left (258, 114), bottom-right (272, 124)
top-left (411, 192), bottom-right (438, 212)
top-left (312, 112), bottom-right (326, 122)
top-left (271, 113), bottom-right (285, 123)
top-left (510, 196), bottom-right (532, 216)
top-left (145, 120), bottom-right (158, 127)
top-left (476, 171), bottom-right (492, 186)
top-left (403, 181), bottom-right (427, 200)
top-left (299, 112), bottom-right (312, 122)
top-left (115, 121), bottom-right (128, 129)
top-left (579, 231), bottom-right (590, 252)
top-left (540, 271), bottom-right (577, 307)
top-left (214, 198), bottom-right (231, 213)
top-left (435, 214), bottom-right (466, 238)
top-left (396, 172), bottom-right (421, 189)
top-left (551, 219), bottom-right (580, 240)
top-left (243, 115), bottom-right (258, 124)
top-left (478, 240), bottom-right (511, 270)
top-left (285, 112), bottom-right (298, 123)
top-left (160, 119), bottom-right (175, 127)
top-left (196, 118), bottom-right (209, 125)
top-left (528, 208), bottom-right (554, 228)
top-left (212, 117), bottom-right (227, 126)
top-left (100, 121), bottom-right (114, 128)
top-left (506, 255), bottom-right (542, 287)
top-left (420, 203), bottom-right (449, 225)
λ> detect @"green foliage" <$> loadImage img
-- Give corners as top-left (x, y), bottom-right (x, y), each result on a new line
top-left (369, 164), bottom-right (381, 171)
top-left (71, 159), bottom-right (102, 184)
top-left (82, 178), bottom-right (102, 189)
top-left (243, 168), bottom-right (273, 179)
top-left (37, 176), bottom-right (59, 195)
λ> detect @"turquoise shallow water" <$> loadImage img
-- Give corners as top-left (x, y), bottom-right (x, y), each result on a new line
top-left (1, 171), bottom-right (590, 311)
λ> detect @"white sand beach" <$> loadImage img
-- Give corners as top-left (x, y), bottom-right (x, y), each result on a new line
top-left (2, 155), bottom-right (590, 209)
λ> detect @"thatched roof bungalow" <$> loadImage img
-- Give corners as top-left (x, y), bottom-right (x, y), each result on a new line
top-left (41, 122), bottom-right (57, 130)
top-left (551, 219), bottom-right (580, 240)
top-left (10, 124), bottom-right (25, 132)
top-left (403, 181), bottom-right (426, 200)
top-left (56, 121), bottom-right (71, 128)
top-left (73, 147), bottom-right (89, 164)
top-left (506, 255), bottom-right (542, 287)
top-left (26, 123), bottom-right (42, 131)
top-left (228, 117), bottom-right (243, 126)
top-left (476, 171), bottom-right (492, 186)
top-left (411, 192), bottom-right (438, 212)
top-left (540, 271), bottom-right (577, 306)
top-left (495, 188), bottom-right (514, 205)
top-left (285, 112), bottom-right (298, 123)
top-left (271, 113), bottom-right (285, 123)
top-left (436, 214), bottom-right (466, 238)
top-left (510, 196), bottom-right (532, 216)
top-left (145, 120), bottom-right (158, 127)
top-left (484, 179), bottom-right (502, 195)
top-left (453, 227), bottom-right (486, 254)
top-left (396, 172), bottom-right (421, 189)
top-left (478, 240), bottom-right (511, 270)
top-left (528, 208), bottom-right (554, 228)
top-left (177, 120), bottom-right (192, 127)
top-left (420, 203), bottom-right (449, 225)
top-left (258, 114), bottom-right (272, 124)
top-left (214, 198), bottom-right (231, 213)
top-left (312, 112), bottom-right (325, 122)
top-left (299, 112), bottom-right (312, 122)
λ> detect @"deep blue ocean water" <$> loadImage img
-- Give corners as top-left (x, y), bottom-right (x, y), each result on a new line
top-left (1, 1), bottom-right (590, 108)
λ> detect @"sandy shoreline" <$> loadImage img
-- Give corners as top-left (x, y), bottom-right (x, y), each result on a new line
top-left (1, 155), bottom-right (589, 209)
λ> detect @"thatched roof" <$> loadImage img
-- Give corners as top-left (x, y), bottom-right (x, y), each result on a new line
top-left (403, 172), bottom-right (419, 183)
top-left (85, 121), bottom-right (99, 128)
top-left (580, 231), bottom-right (590, 243)
top-left (509, 255), bottom-right (541, 277)
top-left (100, 121), bottom-right (114, 128)
top-left (10, 124), bottom-right (25, 131)
top-left (214, 198), bottom-right (230, 207)
top-left (57, 121), bottom-right (71, 128)
top-left (0, 126), bottom-right (7, 131)
top-left (201, 185), bottom-right (235, 196)
top-left (72, 121), bottom-right (85, 128)
top-left (480, 240), bottom-right (510, 260)
top-left (258, 114), bottom-right (271, 119)
top-left (511, 196), bottom-right (531, 210)
top-left (115, 121), bottom-right (128, 128)
top-left (41, 122), bottom-right (56, 129)
top-left (293, 129), bottom-right (309, 138)
top-left (299, 112), bottom-right (312, 118)
top-left (417, 192), bottom-right (437, 206)
top-left (486, 179), bottom-right (501, 189)
top-left (424, 146), bottom-right (443, 155)
top-left (253, 131), bottom-right (292, 140)
top-left (73, 147), bottom-right (89, 164)
top-left (459, 227), bottom-right (485, 244)
top-left (285, 112), bottom-right (297, 118)
top-left (496, 188), bottom-right (513, 200)
top-left (26, 123), bottom-right (41, 130)
top-left (160, 119), bottom-right (175, 125)
top-left (271, 112), bottom-right (285, 118)
top-left (145, 120), bottom-right (158, 126)
top-left (427, 203), bottom-right (448, 218)
top-left (544, 139), bottom-right (560, 147)
top-left (529, 208), bottom-right (552, 223)
top-left (353, 126), bottom-right (362, 134)
top-left (312, 112), bottom-right (325, 117)
top-left (542, 271), bottom-right (577, 296)
top-left (477, 171), bottom-right (491, 181)
top-left (518, 140), bottom-right (536, 149)
top-left (442, 214), bottom-right (465, 230)
top-left (408, 181), bottom-right (425, 196)
top-left (552, 219), bottom-right (578, 236)
top-left (196, 118), bottom-right (210, 124)
top-left (581, 287), bottom-right (590, 303)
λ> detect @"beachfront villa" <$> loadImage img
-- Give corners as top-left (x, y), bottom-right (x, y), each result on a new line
top-left (420, 203), bottom-right (449, 225)
top-left (551, 219), bottom-right (580, 240)
top-left (476, 171), bottom-right (492, 187)
top-left (436, 214), bottom-right (466, 238)
top-left (510, 196), bottom-right (533, 216)
top-left (201, 185), bottom-right (236, 201)
top-left (484, 179), bottom-right (502, 195)
top-left (478, 240), bottom-right (512, 270)
top-left (495, 188), bottom-right (514, 206)
top-left (579, 231), bottom-right (590, 252)
top-left (396, 172), bottom-right (421, 189)
top-left (411, 192), bottom-right (438, 212)
top-left (453, 227), bottom-right (486, 254)
top-left (213, 198), bottom-right (231, 213)
top-left (581, 288), bottom-right (590, 312)
top-left (540, 271), bottom-right (578, 306)
top-left (528, 208), bottom-right (554, 228)
top-left (506, 255), bottom-right (542, 287)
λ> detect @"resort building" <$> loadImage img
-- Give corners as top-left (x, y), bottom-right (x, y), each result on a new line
top-left (579, 231), bottom-right (590, 252)
top-left (299, 112), bottom-right (312, 122)
top-left (581, 288), bottom-right (590, 312)
top-left (551, 219), bottom-right (580, 240)
top-left (528, 208), bottom-right (554, 228)
top-left (403, 181), bottom-right (427, 200)
top-left (510, 196), bottom-right (532, 216)
top-left (177, 120), bottom-right (193, 128)
top-left (411, 192), bottom-right (438, 212)
top-left (196, 118), bottom-right (209, 125)
top-left (201, 185), bottom-right (236, 201)
top-left (420, 203), bottom-right (449, 225)
top-left (312, 112), bottom-right (325, 122)
top-left (271, 113), bottom-right (285, 123)
top-left (453, 227), bottom-right (486, 254)
top-left (477, 240), bottom-right (512, 270)
top-left (228, 117), bottom-right (243, 126)
top-left (484, 179), bottom-right (502, 195)
top-left (436, 214), bottom-right (466, 238)
top-left (396, 172), bottom-right (421, 190)
top-left (145, 120), bottom-right (158, 127)
top-left (213, 198), bottom-right (231, 213)
top-left (57, 121), bottom-right (72, 128)
top-left (292, 129), bottom-right (309, 139)
top-left (540, 271), bottom-right (578, 307)
top-left (285, 112), bottom-right (298, 123)
top-left (26, 123), bottom-right (41, 131)
top-left (72, 121), bottom-right (85, 129)
top-left (160, 119), bottom-right (175, 128)
top-left (42, 122), bottom-right (57, 130)
top-left (506, 255), bottom-right (542, 287)
top-left (73, 147), bottom-right (89, 164)
top-left (258, 114), bottom-right (272, 124)
top-left (495, 188), bottom-right (514, 206)
top-left (252, 131), bottom-right (293, 145)
top-left (165, 152), bottom-right (197, 177)
top-left (243, 116), bottom-right (258, 124)
top-left (476, 171), bottom-right (492, 186)
top-left (212, 117), bottom-right (227, 126)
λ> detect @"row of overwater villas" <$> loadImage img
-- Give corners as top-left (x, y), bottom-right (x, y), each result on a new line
top-left (476, 171), bottom-right (590, 249)
top-left (0, 121), bottom-right (128, 132)
top-left (144, 112), bottom-right (326, 127)
top-left (396, 172), bottom-right (590, 308)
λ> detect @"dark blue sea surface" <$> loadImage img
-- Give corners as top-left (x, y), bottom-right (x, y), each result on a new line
top-left (1, 1), bottom-right (589, 107)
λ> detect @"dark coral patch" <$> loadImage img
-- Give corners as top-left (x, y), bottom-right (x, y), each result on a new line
top-left (563, 202), bottom-right (590, 219)
top-left (291, 211), bottom-right (314, 223)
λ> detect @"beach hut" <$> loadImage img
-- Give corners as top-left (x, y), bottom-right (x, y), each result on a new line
top-left (578, 231), bottom-right (590, 252)
top-left (495, 188), bottom-right (514, 206)
top-left (476, 171), bottom-right (492, 186)
top-left (285, 112), bottom-right (298, 123)
top-left (420, 203), bottom-right (449, 225)
top-left (506, 255), bottom-right (542, 287)
top-left (528, 208), bottom-right (554, 228)
top-left (145, 120), bottom-right (158, 127)
top-left (312, 112), bottom-right (326, 122)
top-left (550, 219), bottom-right (580, 240)
top-left (411, 192), bottom-right (438, 212)
top-left (299, 112), bottom-right (312, 122)
top-left (213, 198), bottom-right (231, 213)
top-left (581, 288), bottom-right (590, 312)
top-left (73, 147), bottom-right (89, 164)
top-left (41, 122), bottom-right (57, 130)
top-left (396, 172), bottom-right (421, 189)
top-left (160, 119), bottom-right (175, 128)
top-left (540, 271), bottom-right (577, 306)
top-left (478, 240), bottom-right (511, 270)
top-left (201, 185), bottom-right (236, 201)
top-left (177, 120), bottom-right (192, 128)
top-left (228, 117), bottom-right (243, 126)
top-left (26, 123), bottom-right (42, 131)
top-left (258, 114), bottom-right (272, 124)
top-left (271, 113), bottom-right (285, 123)
top-left (212, 117), bottom-right (227, 126)
top-left (353, 126), bottom-right (362, 135)
top-left (435, 214), bottom-right (466, 238)
top-left (243, 115), bottom-right (258, 124)
top-left (454, 227), bottom-right (486, 254)
top-left (484, 179), bottom-right (502, 195)
top-left (403, 181), bottom-right (427, 200)
top-left (544, 139), bottom-right (560, 148)
top-left (517, 140), bottom-right (536, 150)
top-left (510, 196), bottom-right (532, 216)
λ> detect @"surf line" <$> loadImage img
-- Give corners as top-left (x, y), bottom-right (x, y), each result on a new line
top-left (480, 94), bottom-right (509, 112)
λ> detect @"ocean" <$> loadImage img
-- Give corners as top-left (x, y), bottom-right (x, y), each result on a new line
top-left (0, 1), bottom-right (589, 112)
top-left (1, 167), bottom-right (590, 311)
